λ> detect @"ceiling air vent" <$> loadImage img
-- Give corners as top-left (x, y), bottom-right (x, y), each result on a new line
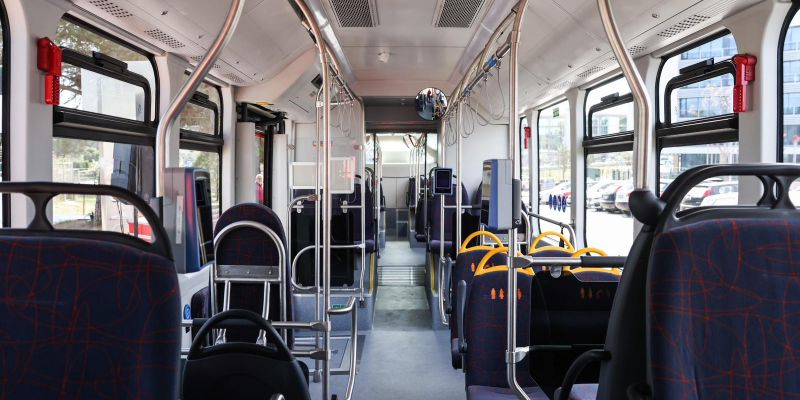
top-left (577, 65), bottom-right (606, 79)
top-left (434, 0), bottom-right (485, 28)
top-left (657, 15), bottom-right (711, 39)
top-left (327, 0), bottom-right (378, 28)
top-left (144, 28), bottom-right (185, 49)
top-left (87, 0), bottom-right (133, 18)
top-left (224, 73), bottom-right (246, 85)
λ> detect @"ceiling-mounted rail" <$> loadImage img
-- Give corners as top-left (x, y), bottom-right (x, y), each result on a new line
top-left (155, 0), bottom-right (245, 199)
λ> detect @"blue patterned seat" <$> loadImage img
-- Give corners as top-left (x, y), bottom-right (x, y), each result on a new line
top-left (0, 236), bottom-right (180, 399)
top-left (648, 218), bottom-right (800, 399)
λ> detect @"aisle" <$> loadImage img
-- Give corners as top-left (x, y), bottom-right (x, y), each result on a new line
top-left (351, 241), bottom-right (464, 399)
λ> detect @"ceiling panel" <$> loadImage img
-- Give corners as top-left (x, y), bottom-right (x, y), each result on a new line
top-left (345, 46), bottom-right (465, 82)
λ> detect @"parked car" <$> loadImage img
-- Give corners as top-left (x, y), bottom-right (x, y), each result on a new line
top-left (587, 181), bottom-right (619, 209)
top-left (680, 181), bottom-right (738, 210)
top-left (614, 182), bottom-right (634, 215)
top-left (598, 182), bottom-right (624, 212)
top-left (699, 192), bottom-right (738, 207)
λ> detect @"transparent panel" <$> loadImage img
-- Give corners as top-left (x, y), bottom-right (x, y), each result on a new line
top-left (52, 138), bottom-right (154, 239)
top-left (538, 101), bottom-right (571, 234)
top-left (660, 143), bottom-right (740, 209)
top-left (55, 19), bottom-right (156, 120)
top-left (585, 152), bottom-right (633, 255)
top-left (179, 149), bottom-right (220, 223)
top-left (180, 102), bottom-right (216, 134)
top-left (586, 77), bottom-right (633, 137)
top-left (256, 132), bottom-right (265, 204)
top-left (659, 33), bottom-right (737, 122)
top-left (60, 63), bottom-right (146, 121)
top-left (669, 75), bottom-right (734, 123)
top-left (784, 14), bottom-right (800, 162)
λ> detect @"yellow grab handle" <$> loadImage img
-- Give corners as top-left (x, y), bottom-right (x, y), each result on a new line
top-left (475, 247), bottom-right (509, 276)
top-left (529, 246), bottom-right (575, 256)
top-left (571, 247), bottom-right (608, 258)
top-left (460, 230), bottom-right (504, 252)
top-left (530, 231), bottom-right (575, 252)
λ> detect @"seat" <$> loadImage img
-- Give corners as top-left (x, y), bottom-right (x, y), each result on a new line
top-left (459, 247), bottom-right (547, 399)
top-left (647, 218), bottom-right (800, 399)
top-left (0, 182), bottom-right (180, 399)
top-left (449, 231), bottom-right (506, 369)
top-left (211, 203), bottom-right (293, 344)
top-left (350, 179), bottom-right (376, 253)
top-left (429, 183), bottom-right (469, 259)
top-left (183, 309), bottom-right (311, 400)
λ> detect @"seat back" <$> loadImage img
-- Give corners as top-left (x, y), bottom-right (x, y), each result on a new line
top-left (0, 182), bottom-right (180, 399)
top-left (183, 310), bottom-right (311, 400)
top-left (213, 203), bottom-right (292, 343)
top-left (463, 249), bottom-right (535, 388)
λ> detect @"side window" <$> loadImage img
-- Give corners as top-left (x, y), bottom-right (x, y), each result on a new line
top-left (583, 77), bottom-right (634, 255)
top-left (537, 101), bottom-right (571, 234)
top-left (179, 79), bottom-right (223, 223)
top-left (782, 8), bottom-right (800, 164)
top-left (52, 17), bottom-right (157, 239)
top-left (657, 32), bottom-right (740, 209)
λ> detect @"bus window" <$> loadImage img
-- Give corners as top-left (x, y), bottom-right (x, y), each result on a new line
top-left (781, 8), bottom-right (800, 164)
top-left (52, 17), bottom-right (157, 239)
top-left (583, 77), bottom-right (635, 255)
top-left (179, 78), bottom-right (223, 221)
top-left (656, 32), bottom-right (740, 208)
top-left (586, 77), bottom-right (633, 138)
top-left (537, 101), bottom-right (571, 235)
top-left (256, 130), bottom-right (265, 204)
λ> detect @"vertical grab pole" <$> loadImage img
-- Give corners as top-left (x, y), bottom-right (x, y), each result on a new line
top-left (597, 0), bottom-right (653, 192)
top-left (156, 0), bottom-right (244, 199)
top-left (456, 102), bottom-right (463, 256)
top-left (359, 99), bottom-right (366, 303)
top-left (505, 1), bottom-right (529, 399)
top-left (290, 1), bottom-right (332, 397)
top-left (313, 87), bottom-right (323, 382)
top-left (438, 116), bottom-right (448, 325)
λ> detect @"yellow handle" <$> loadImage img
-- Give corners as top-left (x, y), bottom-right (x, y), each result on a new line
top-left (530, 231), bottom-right (575, 252)
top-left (571, 247), bottom-right (608, 257)
top-left (460, 230), bottom-right (504, 252)
top-left (475, 247), bottom-right (509, 276)
top-left (529, 246), bottom-right (574, 256)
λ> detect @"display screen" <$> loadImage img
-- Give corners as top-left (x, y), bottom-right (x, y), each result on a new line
top-left (432, 168), bottom-right (452, 195)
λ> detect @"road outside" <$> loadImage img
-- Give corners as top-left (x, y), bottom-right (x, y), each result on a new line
top-left (536, 206), bottom-right (634, 256)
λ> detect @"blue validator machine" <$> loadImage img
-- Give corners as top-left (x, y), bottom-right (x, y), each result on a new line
top-left (481, 159), bottom-right (520, 231)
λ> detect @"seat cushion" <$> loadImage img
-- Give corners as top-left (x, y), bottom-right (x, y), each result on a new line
top-left (415, 233), bottom-right (427, 243)
top-left (467, 385), bottom-right (548, 399)
top-left (554, 384), bottom-right (598, 400)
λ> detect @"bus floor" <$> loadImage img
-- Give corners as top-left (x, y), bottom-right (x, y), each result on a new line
top-left (310, 240), bottom-right (464, 399)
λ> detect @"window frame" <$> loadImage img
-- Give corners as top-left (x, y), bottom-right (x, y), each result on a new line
top-left (238, 103), bottom-right (286, 208)
top-left (778, 1), bottom-right (800, 162)
top-left (655, 30), bottom-right (740, 187)
top-left (535, 98), bottom-right (571, 234)
top-left (52, 16), bottom-right (160, 203)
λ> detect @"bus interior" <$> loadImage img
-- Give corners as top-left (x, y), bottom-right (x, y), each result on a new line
top-left (2, 0), bottom-right (800, 399)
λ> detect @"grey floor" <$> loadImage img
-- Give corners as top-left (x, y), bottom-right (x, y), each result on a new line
top-left (312, 240), bottom-right (465, 399)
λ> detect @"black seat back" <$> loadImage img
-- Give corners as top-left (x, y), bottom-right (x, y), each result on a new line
top-left (183, 310), bottom-right (311, 400)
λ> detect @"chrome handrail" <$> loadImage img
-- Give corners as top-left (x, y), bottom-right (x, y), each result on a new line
top-left (327, 297), bottom-right (358, 400)
top-left (291, 243), bottom-right (366, 292)
top-left (156, 0), bottom-right (244, 198)
top-left (523, 209), bottom-right (577, 246)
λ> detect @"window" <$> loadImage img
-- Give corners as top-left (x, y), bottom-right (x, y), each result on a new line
top-left (583, 77), bottom-right (635, 255)
top-left (52, 17), bottom-right (157, 237)
top-left (585, 152), bottom-right (633, 255)
top-left (520, 117), bottom-right (530, 207)
top-left (256, 130), bottom-right (266, 205)
top-left (179, 76), bottom-right (223, 221)
top-left (657, 32), bottom-right (740, 210)
top-left (537, 101), bottom-right (571, 234)
top-left (658, 32), bottom-right (737, 124)
top-left (782, 6), bottom-right (800, 163)
top-left (586, 77), bottom-right (633, 138)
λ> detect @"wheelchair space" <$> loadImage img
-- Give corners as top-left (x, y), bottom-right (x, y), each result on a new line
top-left (311, 240), bottom-right (464, 400)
